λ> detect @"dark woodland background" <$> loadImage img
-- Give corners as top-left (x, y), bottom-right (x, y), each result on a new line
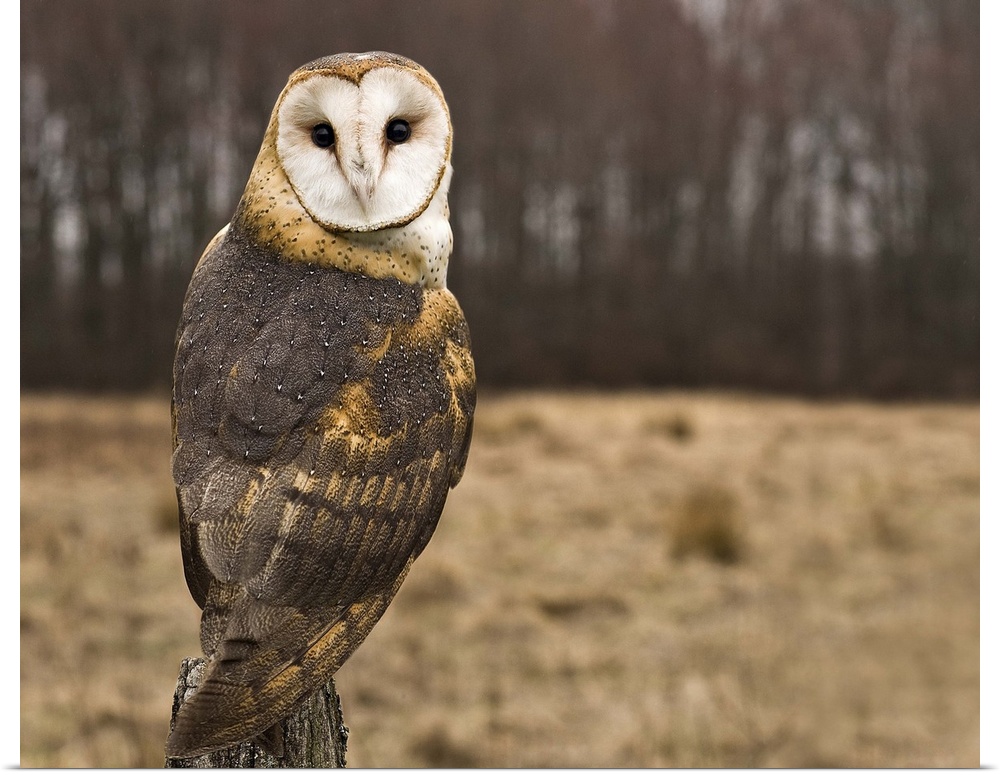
top-left (20, 0), bottom-right (979, 397)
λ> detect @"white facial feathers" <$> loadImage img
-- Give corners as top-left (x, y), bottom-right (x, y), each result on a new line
top-left (276, 67), bottom-right (451, 233)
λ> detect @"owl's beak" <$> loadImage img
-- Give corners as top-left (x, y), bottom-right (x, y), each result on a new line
top-left (351, 179), bottom-right (376, 215)
top-left (347, 157), bottom-right (378, 216)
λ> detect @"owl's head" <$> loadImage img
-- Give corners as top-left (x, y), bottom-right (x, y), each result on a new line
top-left (263, 52), bottom-right (452, 234)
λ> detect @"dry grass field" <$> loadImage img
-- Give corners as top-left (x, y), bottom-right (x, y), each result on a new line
top-left (20, 390), bottom-right (979, 767)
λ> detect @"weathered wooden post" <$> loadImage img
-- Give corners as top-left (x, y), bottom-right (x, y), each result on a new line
top-left (165, 658), bottom-right (349, 768)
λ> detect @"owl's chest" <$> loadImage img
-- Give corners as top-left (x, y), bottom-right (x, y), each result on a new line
top-left (172, 242), bottom-right (449, 462)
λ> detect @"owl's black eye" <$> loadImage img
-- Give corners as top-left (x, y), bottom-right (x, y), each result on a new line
top-left (311, 123), bottom-right (335, 148)
top-left (386, 118), bottom-right (411, 144)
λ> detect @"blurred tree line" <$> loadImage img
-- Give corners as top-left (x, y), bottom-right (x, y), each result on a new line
top-left (21, 0), bottom-right (978, 397)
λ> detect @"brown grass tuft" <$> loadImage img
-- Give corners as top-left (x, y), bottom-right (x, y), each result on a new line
top-left (471, 407), bottom-right (545, 444)
top-left (670, 484), bottom-right (743, 564)
top-left (869, 506), bottom-right (911, 552)
top-left (397, 564), bottom-right (468, 607)
top-left (535, 594), bottom-right (630, 621)
top-left (409, 726), bottom-right (481, 768)
top-left (154, 490), bottom-right (180, 535)
top-left (644, 412), bottom-right (696, 442)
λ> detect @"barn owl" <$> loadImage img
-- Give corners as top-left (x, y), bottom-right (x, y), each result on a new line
top-left (165, 52), bottom-right (475, 759)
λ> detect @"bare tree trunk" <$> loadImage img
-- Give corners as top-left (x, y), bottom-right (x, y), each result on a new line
top-left (165, 658), bottom-right (348, 768)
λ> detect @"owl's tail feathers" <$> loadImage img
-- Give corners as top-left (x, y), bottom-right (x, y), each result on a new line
top-left (164, 579), bottom-right (408, 760)
top-left (164, 661), bottom-right (302, 759)
top-left (165, 669), bottom-right (259, 759)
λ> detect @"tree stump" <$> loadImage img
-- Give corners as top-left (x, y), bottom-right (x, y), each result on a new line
top-left (165, 657), bottom-right (349, 768)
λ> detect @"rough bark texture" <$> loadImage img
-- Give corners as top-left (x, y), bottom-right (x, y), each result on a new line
top-left (165, 657), bottom-right (348, 768)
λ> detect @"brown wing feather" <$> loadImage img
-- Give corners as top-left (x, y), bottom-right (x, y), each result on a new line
top-left (172, 226), bottom-right (230, 611)
top-left (166, 228), bottom-right (475, 758)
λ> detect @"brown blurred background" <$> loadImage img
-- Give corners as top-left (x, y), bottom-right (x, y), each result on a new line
top-left (20, 0), bottom-right (979, 767)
